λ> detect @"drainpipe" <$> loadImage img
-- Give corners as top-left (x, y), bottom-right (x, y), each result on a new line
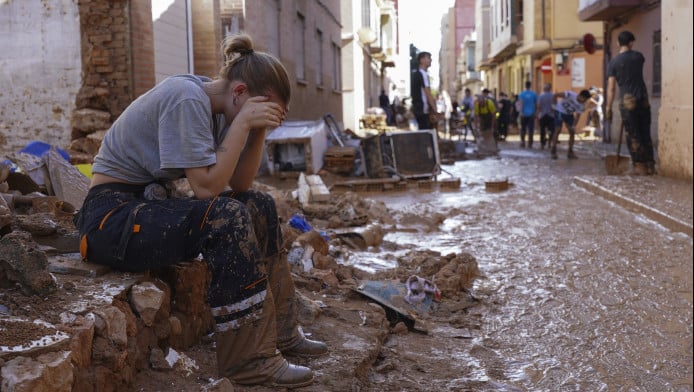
top-left (603, 21), bottom-right (612, 143)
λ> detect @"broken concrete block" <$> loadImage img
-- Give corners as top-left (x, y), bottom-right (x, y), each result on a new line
top-left (45, 148), bottom-right (89, 210)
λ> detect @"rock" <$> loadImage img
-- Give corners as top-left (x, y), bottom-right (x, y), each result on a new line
top-left (129, 282), bottom-right (165, 327)
top-left (360, 223), bottom-right (384, 247)
top-left (0, 231), bottom-right (57, 295)
top-left (434, 252), bottom-right (479, 297)
top-left (15, 213), bottom-right (58, 236)
top-left (66, 316), bottom-right (95, 369)
top-left (91, 306), bottom-right (128, 348)
top-left (149, 347), bottom-right (171, 371)
top-left (0, 195), bottom-right (12, 231)
top-left (71, 108), bottom-right (111, 134)
top-left (169, 316), bottom-right (182, 336)
top-left (391, 322), bottom-right (409, 335)
top-left (0, 351), bottom-right (73, 392)
top-left (311, 269), bottom-right (339, 287)
top-left (295, 230), bottom-right (329, 255)
top-left (296, 291), bottom-right (323, 326)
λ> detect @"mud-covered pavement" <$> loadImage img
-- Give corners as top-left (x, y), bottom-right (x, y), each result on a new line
top-left (339, 141), bottom-right (693, 391)
top-left (2, 138), bottom-right (692, 391)
top-left (130, 139), bottom-right (694, 391)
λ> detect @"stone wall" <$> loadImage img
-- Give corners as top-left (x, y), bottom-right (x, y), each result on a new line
top-left (69, 0), bottom-right (158, 163)
top-left (0, 260), bottom-right (214, 391)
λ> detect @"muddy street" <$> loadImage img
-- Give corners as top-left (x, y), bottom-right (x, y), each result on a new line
top-left (342, 142), bottom-right (693, 391)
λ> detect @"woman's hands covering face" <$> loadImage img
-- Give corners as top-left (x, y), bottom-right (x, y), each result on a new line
top-left (235, 95), bottom-right (286, 131)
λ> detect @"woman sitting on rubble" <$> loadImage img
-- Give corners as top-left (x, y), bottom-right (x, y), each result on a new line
top-left (73, 33), bottom-right (327, 388)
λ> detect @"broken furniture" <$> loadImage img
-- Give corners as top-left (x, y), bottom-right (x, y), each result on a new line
top-left (360, 129), bottom-right (441, 180)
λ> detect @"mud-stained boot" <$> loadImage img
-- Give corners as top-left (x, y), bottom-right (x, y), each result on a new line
top-left (265, 254), bottom-right (329, 357)
top-left (215, 290), bottom-right (314, 387)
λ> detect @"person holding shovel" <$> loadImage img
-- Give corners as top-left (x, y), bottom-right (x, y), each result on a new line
top-left (74, 33), bottom-right (327, 388)
top-left (605, 30), bottom-right (656, 175)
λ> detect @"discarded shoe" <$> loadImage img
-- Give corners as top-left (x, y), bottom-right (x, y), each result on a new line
top-left (282, 336), bottom-right (329, 357)
top-left (405, 275), bottom-right (440, 304)
top-left (266, 362), bottom-right (314, 388)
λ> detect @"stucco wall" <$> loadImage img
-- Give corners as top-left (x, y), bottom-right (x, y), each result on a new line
top-left (0, 0), bottom-right (82, 156)
top-left (657, 0), bottom-right (693, 180)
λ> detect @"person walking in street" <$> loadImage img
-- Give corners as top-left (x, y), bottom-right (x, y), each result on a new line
top-left (73, 33), bottom-right (327, 388)
top-left (460, 87), bottom-right (476, 141)
top-left (518, 81), bottom-right (539, 148)
top-left (605, 30), bottom-right (656, 175)
top-left (410, 51), bottom-right (440, 130)
top-left (496, 92), bottom-right (512, 141)
top-left (474, 88), bottom-right (498, 155)
top-left (549, 89), bottom-right (592, 159)
top-left (537, 83), bottom-right (556, 149)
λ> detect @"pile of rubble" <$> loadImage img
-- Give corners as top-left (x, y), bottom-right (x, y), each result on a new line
top-left (1, 151), bottom-right (480, 390)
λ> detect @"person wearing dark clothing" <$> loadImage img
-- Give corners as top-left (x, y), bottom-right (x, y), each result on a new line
top-left (537, 83), bottom-right (555, 149)
top-left (73, 33), bottom-right (326, 388)
top-left (510, 94), bottom-right (520, 132)
top-left (410, 51), bottom-right (440, 129)
top-left (496, 92), bottom-right (512, 141)
top-left (379, 89), bottom-right (394, 125)
top-left (606, 30), bottom-right (656, 175)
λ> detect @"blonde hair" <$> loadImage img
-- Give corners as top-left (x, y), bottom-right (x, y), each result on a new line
top-left (219, 33), bottom-right (290, 106)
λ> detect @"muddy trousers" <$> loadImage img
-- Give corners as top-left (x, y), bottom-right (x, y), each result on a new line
top-left (74, 184), bottom-right (302, 380)
top-left (620, 98), bottom-right (655, 165)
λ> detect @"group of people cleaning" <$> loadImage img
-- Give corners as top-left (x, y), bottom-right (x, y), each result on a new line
top-left (410, 30), bottom-right (655, 174)
top-left (449, 82), bottom-right (599, 160)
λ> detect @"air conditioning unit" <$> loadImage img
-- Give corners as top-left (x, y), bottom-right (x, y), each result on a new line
top-left (360, 129), bottom-right (441, 179)
top-left (386, 129), bottom-right (441, 179)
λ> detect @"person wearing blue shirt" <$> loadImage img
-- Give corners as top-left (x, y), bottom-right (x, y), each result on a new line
top-left (518, 81), bottom-right (539, 148)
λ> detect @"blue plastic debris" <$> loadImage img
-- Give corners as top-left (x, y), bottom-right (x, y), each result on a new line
top-left (289, 213), bottom-right (313, 233)
top-left (19, 141), bottom-right (70, 162)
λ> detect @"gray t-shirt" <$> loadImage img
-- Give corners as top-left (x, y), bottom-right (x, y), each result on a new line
top-left (92, 74), bottom-right (227, 184)
top-left (537, 92), bottom-right (555, 117)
